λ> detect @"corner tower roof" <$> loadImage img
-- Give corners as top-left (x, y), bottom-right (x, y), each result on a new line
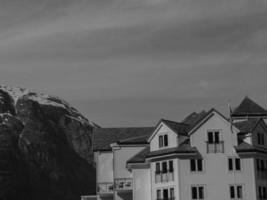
top-left (232, 97), bottom-right (267, 118)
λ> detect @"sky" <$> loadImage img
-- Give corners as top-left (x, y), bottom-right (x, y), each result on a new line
top-left (0, 0), bottom-right (267, 127)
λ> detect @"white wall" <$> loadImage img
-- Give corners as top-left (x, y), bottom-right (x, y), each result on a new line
top-left (97, 152), bottom-right (113, 183)
top-left (133, 169), bottom-right (151, 200)
top-left (177, 112), bottom-right (257, 200)
top-left (114, 146), bottom-right (145, 179)
top-left (150, 123), bottom-right (178, 152)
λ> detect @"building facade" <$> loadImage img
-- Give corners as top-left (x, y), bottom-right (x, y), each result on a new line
top-left (90, 97), bottom-right (267, 200)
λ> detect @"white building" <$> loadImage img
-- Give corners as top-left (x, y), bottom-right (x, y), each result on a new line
top-left (90, 97), bottom-right (267, 200)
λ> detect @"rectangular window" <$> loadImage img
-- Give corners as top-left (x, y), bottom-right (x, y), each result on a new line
top-left (228, 158), bottom-right (233, 171)
top-left (156, 163), bottom-right (161, 174)
top-left (162, 162), bottom-right (167, 173)
top-left (157, 190), bottom-right (161, 199)
top-left (228, 158), bottom-right (241, 171)
top-left (208, 132), bottom-right (213, 143)
top-left (235, 158), bottom-right (241, 171)
top-left (257, 133), bottom-right (265, 145)
top-left (206, 131), bottom-right (224, 153)
top-left (230, 185), bottom-right (243, 199)
top-left (192, 186), bottom-right (204, 200)
top-left (190, 159), bottom-right (203, 172)
top-left (163, 189), bottom-right (168, 200)
top-left (207, 131), bottom-right (220, 143)
top-left (259, 186), bottom-right (262, 199)
top-left (159, 134), bottom-right (168, 148)
top-left (164, 134), bottom-right (168, 146)
top-left (263, 187), bottom-right (267, 199)
top-left (169, 160), bottom-right (174, 172)
top-left (159, 136), bottom-right (163, 148)
top-left (170, 188), bottom-right (175, 199)
top-left (214, 131), bottom-right (220, 143)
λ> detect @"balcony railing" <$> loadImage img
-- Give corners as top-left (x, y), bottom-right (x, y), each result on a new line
top-left (115, 178), bottom-right (133, 191)
top-left (97, 182), bottom-right (114, 194)
top-left (155, 171), bottom-right (174, 183)
top-left (206, 141), bottom-right (224, 153)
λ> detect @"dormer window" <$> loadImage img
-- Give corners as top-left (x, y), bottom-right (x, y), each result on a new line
top-left (257, 133), bottom-right (265, 146)
top-left (159, 134), bottom-right (168, 148)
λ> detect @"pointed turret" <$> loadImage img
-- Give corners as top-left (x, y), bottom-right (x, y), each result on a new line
top-left (232, 97), bottom-right (267, 118)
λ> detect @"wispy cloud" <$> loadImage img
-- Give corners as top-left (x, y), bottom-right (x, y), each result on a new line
top-left (0, 0), bottom-right (267, 126)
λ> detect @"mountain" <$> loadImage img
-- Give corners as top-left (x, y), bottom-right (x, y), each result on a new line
top-left (0, 85), bottom-right (97, 200)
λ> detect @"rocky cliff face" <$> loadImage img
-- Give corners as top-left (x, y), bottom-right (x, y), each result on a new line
top-left (0, 85), bottom-right (96, 200)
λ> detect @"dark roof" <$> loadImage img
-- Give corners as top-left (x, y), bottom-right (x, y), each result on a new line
top-left (118, 134), bottom-right (150, 145)
top-left (93, 127), bottom-right (154, 151)
top-left (232, 97), bottom-right (267, 117)
top-left (127, 147), bottom-right (150, 164)
top-left (234, 119), bottom-right (260, 133)
top-left (161, 119), bottom-right (189, 135)
top-left (182, 110), bottom-right (208, 129)
top-left (235, 142), bottom-right (267, 154)
top-left (146, 143), bottom-right (198, 158)
top-left (127, 143), bottom-right (198, 164)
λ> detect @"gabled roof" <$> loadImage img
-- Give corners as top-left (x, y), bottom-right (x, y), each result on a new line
top-left (234, 119), bottom-right (261, 133)
top-left (187, 108), bottom-right (234, 135)
top-left (146, 143), bottom-right (198, 158)
top-left (182, 110), bottom-right (208, 130)
top-left (235, 141), bottom-right (267, 154)
top-left (93, 127), bottom-right (154, 151)
top-left (161, 119), bottom-right (189, 135)
top-left (232, 97), bottom-right (267, 117)
top-left (127, 143), bottom-right (198, 164)
top-left (148, 119), bottom-right (190, 142)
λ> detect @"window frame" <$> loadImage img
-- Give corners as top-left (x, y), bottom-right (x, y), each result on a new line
top-left (159, 134), bottom-right (169, 148)
top-left (190, 159), bottom-right (204, 173)
top-left (229, 184), bottom-right (244, 200)
top-left (191, 185), bottom-right (205, 200)
top-left (228, 157), bottom-right (242, 172)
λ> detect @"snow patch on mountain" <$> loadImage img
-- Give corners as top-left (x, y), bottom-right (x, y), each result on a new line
top-left (0, 85), bottom-right (97, 127)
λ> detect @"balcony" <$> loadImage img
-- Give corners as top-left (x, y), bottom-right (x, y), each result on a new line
top-left (97, 182), bottom-right (114, 194)
top-left (156, 198), bottom-right (175, 200)
top-left (115, 178), bottom-right (133, 191)
top-left (206, 141), bottom-right (224, 153)
top-left (155, 171), bottom-right (174, 183)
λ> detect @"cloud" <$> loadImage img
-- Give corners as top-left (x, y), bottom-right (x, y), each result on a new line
top-left (0, 0), bottom-right (267, 126)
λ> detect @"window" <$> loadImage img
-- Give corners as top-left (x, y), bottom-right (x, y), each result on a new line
top-left (191, 186), bottom-right (204, 200)
top-left (170, 188), bottom-right (175, 199)
top-left (162, 162), bottom-right (167, 173)
top-left (159, 134), bottom-right (168, 148)
top-left (230, 185), bottom-right (243, 199)
top-left (155, 160), bottom-right (174, 183)
top-left (156, 188), bottom-right (175, 200)
top-left (159, 136), bottom-right (163, 148)
top-left (259, 186), bottom-right (267, 199)
top-left (228, 158), bottom-right (241, 171)
top-left (190, 159), bottom-right (203, 172)
top-left (207, 131), bottom-right (220, 143)
top-left (156, 163), bottom-right (161, 174)
top-left (164, 134), bottom-right (168, 146)
top-left (157, 190), bottom-right (161, 200)
top-left (206, 131), bottom-right (224, 153)
top-left (169, 161), bottom-right (174, 172)
top-left (163, 189), bottom-right (168, 200)
top-left (257, 133), bottom-right (265, 146)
